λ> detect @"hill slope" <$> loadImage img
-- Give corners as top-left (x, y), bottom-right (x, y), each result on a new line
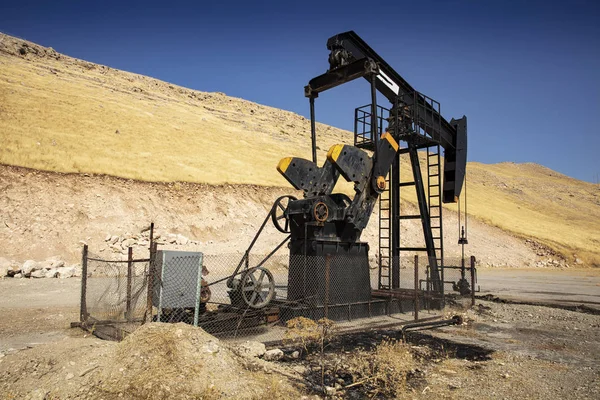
top-left (1, 33), bottom-right (599, 266)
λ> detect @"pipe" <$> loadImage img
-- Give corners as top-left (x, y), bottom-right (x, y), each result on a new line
top-left (401, 315), bottom-right (463, 339)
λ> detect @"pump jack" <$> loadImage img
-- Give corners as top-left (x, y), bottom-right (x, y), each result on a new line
top-left (275, 31), bottom-right (467, 318)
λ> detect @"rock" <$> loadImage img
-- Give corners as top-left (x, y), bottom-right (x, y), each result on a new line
top-left (325, 386), bottom-right (336, 396)
top-left (0, 257), bottom-right (10, 278)
top-left (38, 260), bottom-right (52, 270)
top-left (105, 234), bottom-right (112, 241)
top-left (176, 235), bottom-right (189, 246)
top-left (30, 269), bottom-right (46, 278)
top-left (57, 266), bottom-right (76, 279)
top-left (440, 369), bottom-right (457, 375)
top-left (7, 263), bottom-right (21, 277)
top-left (22, 260), bottom-right (39, 275)
top-left (236, 341), bottom-right (266, 358)
top-left (263, 348), bottom-right (284, 361)
top-left (203, 340), bottom-right (220, 354)
top-left (26, 388), bottom-right (50, 400)
top-left (110, 235), bottom-right (119, 244)
top-left (122, 238), bottom-right (135, 249)
top-left (575, 258), bottom-right (583, 265)
top-left (291, 351), bottom-right (300, 359)
top-left (13, 273), bottom-right (23, 279)
top-left (45, 269), bottom-right (59, 278)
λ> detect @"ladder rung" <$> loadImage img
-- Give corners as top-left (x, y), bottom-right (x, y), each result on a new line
top-left (428, 163), bottom-right (439, 167)
top-left (399, 247), bottom-right (428, 251)
top-left (398, 182), bottom-right (416, 187)
top-left (428, 153), bottom-right (439, 157)
top-left (399, 215), bottom-right (421, 220)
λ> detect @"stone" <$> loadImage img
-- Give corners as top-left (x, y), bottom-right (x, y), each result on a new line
top-left (325, 386), bottom-right (336, 396)
top-left (46, 269), bottom-right (59, 278)
top-left (0, 257), bottom-right (11, 269)
top-left (176, 235), bottom-right (189, 245)
top-left (22, 260), bottom-right (39, 275)
top-left (38, 260), bottom-right (53, 270)
top-left (13, 273), bottom-right (23, 279)
top-left (440, 369), bottom-right (457, 375)
top-left (57, 266), bottom-right (76, 279)
top-left (236, 341), bottom-right (266, 358)
top-left (105, 234), bottom-right (112, 241)
top-left (121, 238), bottom-right (135, 249)
top-left (7, 263), bottom-right (21, 277)
top-left (110, 235), bottom-right (119, 244)
top-left (263, 348), bottom-right (284, 361)
top-left (203, 340), bottom-right (220, 354)
top-left (291, 351), bottom-right (300, 359)
top-left (30, 269), bottom-right (46, 278)
top-left (575, 258), bottom-right (583, 265)
top-left (27, 389), bottom-right (50, 400)
top-left (0, 258), bottom-right (10, 278)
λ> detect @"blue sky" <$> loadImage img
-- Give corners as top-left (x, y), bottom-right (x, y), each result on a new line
top-left (1, 0), bottom-right (599, 182)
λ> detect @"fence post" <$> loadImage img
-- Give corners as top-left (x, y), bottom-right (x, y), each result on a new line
top-left (126, 247), bottom-right (133, 321)
top-left (414, 255), bottom-right (419, 321)
top-left (149, 222), bottom-right (154, 251)
top-left (145, 242), bottom-right (158, 324)
top-left (80, 244), bottom-right (88, 324)
top-left (324, 255), bottom-right (331, 319)
top-left (470, 255), bottom-right (476, 307)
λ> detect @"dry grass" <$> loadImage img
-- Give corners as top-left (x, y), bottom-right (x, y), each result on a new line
top-left (348, 339), bottom-right (415, 398)
top-left (1, 32), bottom-right (599, 265)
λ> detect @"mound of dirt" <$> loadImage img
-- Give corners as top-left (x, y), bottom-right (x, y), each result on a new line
top-left (0, 323), bottom-right (300, 399)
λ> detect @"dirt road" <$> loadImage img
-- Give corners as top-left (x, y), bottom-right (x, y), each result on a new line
top-left (1, 268), bottom-right (598, 353)
top-left (478, 268), bottom-right (600, 311)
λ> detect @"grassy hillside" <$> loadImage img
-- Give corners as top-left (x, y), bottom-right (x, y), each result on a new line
top-left (1, 33), bottom-right (598, 266)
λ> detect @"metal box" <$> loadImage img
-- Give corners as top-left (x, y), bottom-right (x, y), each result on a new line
top-left (152, 250), bottom-right (204, 325)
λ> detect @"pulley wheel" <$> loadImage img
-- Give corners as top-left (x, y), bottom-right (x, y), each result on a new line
top-left (271, 195), bottom-right (296, 233)
top-left (313, 202), bottom-right (329, 222)
top-left (240, 266), bottom-right (276, 309)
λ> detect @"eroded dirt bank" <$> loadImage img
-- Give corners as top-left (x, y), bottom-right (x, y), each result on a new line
top-left (1, 164), bottom-right (564, 269)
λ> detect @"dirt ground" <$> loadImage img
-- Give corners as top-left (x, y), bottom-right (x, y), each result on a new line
top-left (1, 269), bottom-right (599, 399)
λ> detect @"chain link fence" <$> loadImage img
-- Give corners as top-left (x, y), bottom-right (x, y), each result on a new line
top-left (79, 246), bottom-right (150, 340)
top-left (78, 244), bottom-right (476, 344)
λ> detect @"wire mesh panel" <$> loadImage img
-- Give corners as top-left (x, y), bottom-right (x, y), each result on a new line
top-left (83, 250), bottom-right (149, 339)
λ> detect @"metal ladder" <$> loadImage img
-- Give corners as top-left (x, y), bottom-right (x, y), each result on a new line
top-left (427, 145), bottom-right (444, 288)
top-left (378, 177), bottom-right (391, 289)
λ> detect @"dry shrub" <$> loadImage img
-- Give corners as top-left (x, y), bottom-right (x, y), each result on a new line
top-left (349, 339), bottom-right (415, 398)
top-left (283, 317), bottom-right (336, 352)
